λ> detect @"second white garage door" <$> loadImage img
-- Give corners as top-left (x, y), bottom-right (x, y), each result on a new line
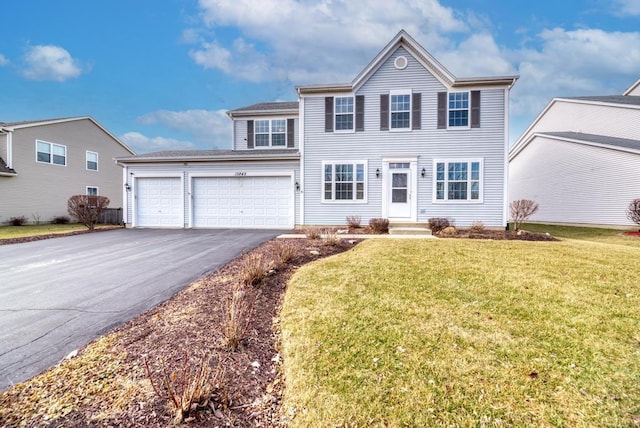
top-left (136, 177), bottom-right (183, 227)
top-left (192, 176), bottom-right (292, 229)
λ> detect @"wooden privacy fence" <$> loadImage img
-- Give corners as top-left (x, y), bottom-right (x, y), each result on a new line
top-left (98, 208), bottom-right (123, 225)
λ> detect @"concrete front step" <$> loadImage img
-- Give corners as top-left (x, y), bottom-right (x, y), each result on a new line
top-left (388, 222), bottom-right (432, 235)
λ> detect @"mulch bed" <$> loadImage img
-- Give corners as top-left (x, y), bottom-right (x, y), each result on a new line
top-left (438, 228), bottom-right (559, 241)
top-left (623, 231), bottom-right (640, 237)
top-left (39, 238), bottom-right (360, 427)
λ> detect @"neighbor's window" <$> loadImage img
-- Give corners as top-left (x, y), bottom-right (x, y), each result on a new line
top-left (448, 92), bottom-right (469, 127)
top-left (390, 92), bottom-right (411, 129)
top-left (36, 140), bottom-right (66, 166)
top-left (254, 119), bottom-right (286, 147)
top-left (86, 186), bottom-right (98, 196)
top-left (334, 96), bottom-right (354, 131)
top-left (86, 151), bottom-right (98, 171)
top-left (434, 160), bottom-right (481, 201)
top-left (323, 161), bottom-right (366, 201)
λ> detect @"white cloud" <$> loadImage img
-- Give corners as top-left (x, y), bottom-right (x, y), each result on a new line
top-left (614, 0), bottom-right (640, 16)
top-left (0, 54), bottom-right (8, 66)
top-left (119, 132), bottom-right (197, 153)
top-left (136, 109), bottom-right (232, 148)
top-left (435, 32), bottom-right (516, 76)
top-left (190, 0), bottom-right (467, 83)
top-left (21, 45), bottom-right (84, 81)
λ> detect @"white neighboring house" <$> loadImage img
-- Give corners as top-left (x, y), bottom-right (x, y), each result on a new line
top-left (117, 30), bottom-right (518, 229)
top-left (509, 79), bottom-right (640, 228)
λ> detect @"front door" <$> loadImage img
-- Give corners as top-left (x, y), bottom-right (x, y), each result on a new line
top-left (387, 162), bottom-right (412, 218)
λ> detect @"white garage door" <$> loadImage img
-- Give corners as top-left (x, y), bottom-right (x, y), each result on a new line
top-left (136, 177), bottom-right (183, 227)
top-left (192, 176), bottom-right (292, 229)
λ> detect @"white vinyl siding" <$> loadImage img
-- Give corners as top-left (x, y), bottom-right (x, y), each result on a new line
top-left (510, 136), bottom-right (639, 227)
top-left (301, 46), bottom-right (508, 227)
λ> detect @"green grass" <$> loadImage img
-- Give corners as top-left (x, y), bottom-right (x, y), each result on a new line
top-left (522, 223), bottom-right (640, 247)
top-left (0, 223), bottom-right (113, 239)
top-left (281, 232), bottom-right (640, 426)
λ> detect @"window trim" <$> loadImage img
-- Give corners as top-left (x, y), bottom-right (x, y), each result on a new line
top-left (86, 151), bottom-right (99, 171)
top-left (447, 91), bottom-right (471, 129)
top-left (333, 96), bottom-right (355, 133)
top-left (36, 140), bottom-right (67, 166)
top-left (86, 186), bottom-right (99, 196)
top-left (432, 158), bottom-right (483, 203)
top-left (321, 160), bottom-right (368, 203)
top-left (389, 89), bottom-right (412, 131)
top-left (253, 118), bottom-right (287, 148)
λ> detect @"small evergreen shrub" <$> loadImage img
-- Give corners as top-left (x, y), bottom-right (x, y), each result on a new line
top-left (9, 216), bottom-right (27, 226)
top-left (369, 218), bottom-right (389, 234)
top-left (51, 215), bottom-right (71, 224)
top-left (428, 217), bottom-right (450, 234)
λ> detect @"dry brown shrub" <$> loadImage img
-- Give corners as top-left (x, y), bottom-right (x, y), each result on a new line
top-left (273, 240), bottom-right (297, 264)
top-left (346, 215), bottom-right (362, 229)
top-left (239, 253), bottom-right (267, 287)
top-left (469, 221), bottom-right (485, 233)
top-left (221, 284), bottom-right (256, 351)
top-left (322, 228), bottom-right (340, 246)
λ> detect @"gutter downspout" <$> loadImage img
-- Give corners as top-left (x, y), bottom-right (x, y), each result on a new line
top-left (1, 128), bottom-right (13, 169)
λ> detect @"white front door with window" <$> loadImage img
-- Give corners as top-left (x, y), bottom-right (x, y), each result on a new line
top-left (383, 159), bottom-right (417, 221)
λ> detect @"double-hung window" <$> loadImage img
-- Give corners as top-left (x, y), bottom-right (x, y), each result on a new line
top-left (390, 91), bottom-right (411, 129)
top-left (448, 92), bottom-right (469, 127)
top-left (86, 186), bottom-right (98, 196)
top-left (254, 119), bottom-right (286, 147)
top-left (434, 159), bottom-right (482, 202)
top-left (323, 161), bottom-right (366, 202)
top-left (36, 140), bottom-right (66, 166)
top-left (334, 97), bottom-right (354, 131)
top-left (86, 151), bottom-right (98, 171)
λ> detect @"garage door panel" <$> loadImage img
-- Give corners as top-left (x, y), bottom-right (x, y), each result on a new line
top-left (192, 176), bottom-right (292, 229)
top-left (136, 177), bottom-right (183, 227)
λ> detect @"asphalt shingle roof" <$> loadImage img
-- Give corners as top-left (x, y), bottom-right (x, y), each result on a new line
top-left (563, 95), bottom-right (640, 106)
top-left (228, 101), bottom-right (299, 113)
top-left (539, 131), bottom-right (640, 152)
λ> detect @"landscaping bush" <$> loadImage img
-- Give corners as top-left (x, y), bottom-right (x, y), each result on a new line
top-left (9, 216), bottom-right (27, 226)
top-left (510, 199), bottom-right (539, 231)
top-left (222, 284), bottom-right (255, 351)
top-left (439, 226), bottom-right (458, 236)
top-left (627, 198), bottom-right (640, 229)
top-left (428, 217), bottom-right (450, 234)
top-left (322, 228), bottom-right (340, 246)
top-left (368, 218), bottom-right (389, 234)
top-left (305, 226), bottom-right (322, 240)
top-left (469, 220), bottom-right (485, 233)
top-left (346, 215), bottom-right (362, 230)
top-left (67, 195), bottom-right (110, 230)
top-left (273, 240), bottom-right (297, 264)
top-left (239, 253), bottom-right (267, 287)
top-left (51, 215), bottom-right (71, 224)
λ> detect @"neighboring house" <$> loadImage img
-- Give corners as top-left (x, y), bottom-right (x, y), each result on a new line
top-left (117, 30), bottom-right (518, 229)
top-left (0, 117), bottom-right (135, 224)
top-left (509, 79), bottom-right (640, 228)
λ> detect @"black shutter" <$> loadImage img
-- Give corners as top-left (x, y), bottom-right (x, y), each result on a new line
top-left (412, 92), bottom-right (421, 130)
top-left (437, 92), bottom-right (447, 129)
top-left (380, 94), bottom-right (389, 131)
top-left (471, 90), bottom-right (481, 128)
top-left (355, 95), bottom-right (364, 132)
top-left (247, 120), bottom-right (254, 149)
top-left (287, 118), bottom-right (295, 148)
top-left (325, 97), bottom-right (333, 132)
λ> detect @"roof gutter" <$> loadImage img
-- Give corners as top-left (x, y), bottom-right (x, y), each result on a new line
top-left (116, 152), bottom-right (301, 165)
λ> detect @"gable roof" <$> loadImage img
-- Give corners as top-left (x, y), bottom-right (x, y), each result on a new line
top-left (562, 95), bottom-right (640, 106)
top-left (624, 77), bottom-right (640, 96)
top-left (510, 131), bottom-right (640, 161)
top-left (0, 156), bottom-right (17, 176)
top-left (297, 30), bottom-right (518, 95)
top-left (0, 116), bottom-right (135, 155)
top-left (227, 101), bottom-right (299, 118)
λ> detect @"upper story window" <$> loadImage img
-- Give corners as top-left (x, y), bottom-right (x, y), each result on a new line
top-left (448, 92), bottom-right (469, 127)
top-left (434, 159), bottom-right (482, 202)
top-left (390, 92), bottom-right (411, 129)
top-left (323, 161), bottom-right (366, 202)
top-left (36, 140), bottom-right (66, 166)
top-left (86, 151), bottom-right (98, 171)
top-left (335, 97), bottom-right (354, 131)
top-left (254, 119), bottom-right (287, 147)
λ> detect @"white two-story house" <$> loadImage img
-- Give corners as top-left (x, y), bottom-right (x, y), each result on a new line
top-left (117, 30), bottom-right (518, 229)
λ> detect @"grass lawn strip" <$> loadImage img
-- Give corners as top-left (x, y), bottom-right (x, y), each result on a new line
top-left (281, 238), bottom-right (640, 426)
top-left (0, 224), bottom-right (119, 243)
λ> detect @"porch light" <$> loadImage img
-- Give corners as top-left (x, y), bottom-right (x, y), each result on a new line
top-left (421, 167), bottom-right (426, 178)
top-left (376, 168), bottom-right (381, 178)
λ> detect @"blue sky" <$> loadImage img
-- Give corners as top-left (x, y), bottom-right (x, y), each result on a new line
top-left (1, 0), bottom-right (639, 153)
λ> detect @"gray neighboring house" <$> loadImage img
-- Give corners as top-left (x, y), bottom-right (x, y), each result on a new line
top-left (0, 117), bottom-right (135, 224)
top-left (117, 30), bottom-right (518, 229)
top-left (509, 79), bottom-right (640, 228)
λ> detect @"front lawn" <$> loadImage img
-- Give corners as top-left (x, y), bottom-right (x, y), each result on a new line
top-left (0, 223), bottom-right (116, 240)
top-left (281, 237), bottom-right (640, 426)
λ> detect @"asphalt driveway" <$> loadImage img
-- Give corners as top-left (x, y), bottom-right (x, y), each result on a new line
top-left (0, 228), bottom-right (281, 391)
